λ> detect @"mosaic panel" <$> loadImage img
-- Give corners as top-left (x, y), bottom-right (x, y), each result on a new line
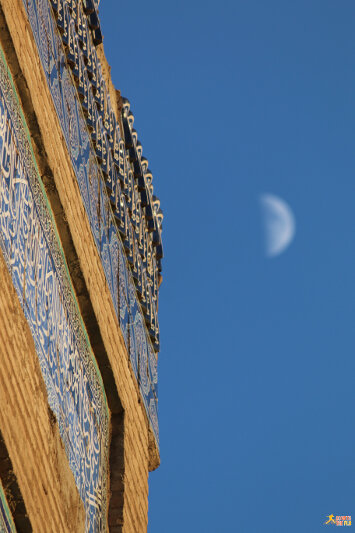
top-left (21, 0), bottom-right (159, 445)
top-left (0, 49), bottom-right (109, 532)
top-left (0, 481), bottom-right (16, 533)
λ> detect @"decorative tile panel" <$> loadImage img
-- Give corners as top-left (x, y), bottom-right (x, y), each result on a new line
top-left (0, 48), bottom-right (109, 532)
top-left (0, 480), bottom-right (16, 533)
top-left (21, 0), bottom-right (160, 445)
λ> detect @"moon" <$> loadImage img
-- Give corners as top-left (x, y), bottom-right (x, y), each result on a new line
top-left (260, 194), bottom-right (295, 257)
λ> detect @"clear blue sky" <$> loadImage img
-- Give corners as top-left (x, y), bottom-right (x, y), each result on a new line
top-left (100, 2), bottom-right (355, 531)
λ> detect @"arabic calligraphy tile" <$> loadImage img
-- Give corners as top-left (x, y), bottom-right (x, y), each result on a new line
top-left (0, 46), bottom-right (109, 532)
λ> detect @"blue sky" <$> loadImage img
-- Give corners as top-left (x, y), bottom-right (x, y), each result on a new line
top-left (100, 2), bottom-right (355, 531)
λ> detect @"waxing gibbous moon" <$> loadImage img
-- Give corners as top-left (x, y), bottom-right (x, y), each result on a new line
top-left (260, 194), bottom-right (295, 257)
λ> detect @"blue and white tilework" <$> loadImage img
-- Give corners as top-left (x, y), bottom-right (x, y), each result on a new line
top-left (0, 49), bottom-right (109, 532)
top-left (21, 0), bottom-right (159, 446)
top-left (0, 481), bottom-right (16, 533)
